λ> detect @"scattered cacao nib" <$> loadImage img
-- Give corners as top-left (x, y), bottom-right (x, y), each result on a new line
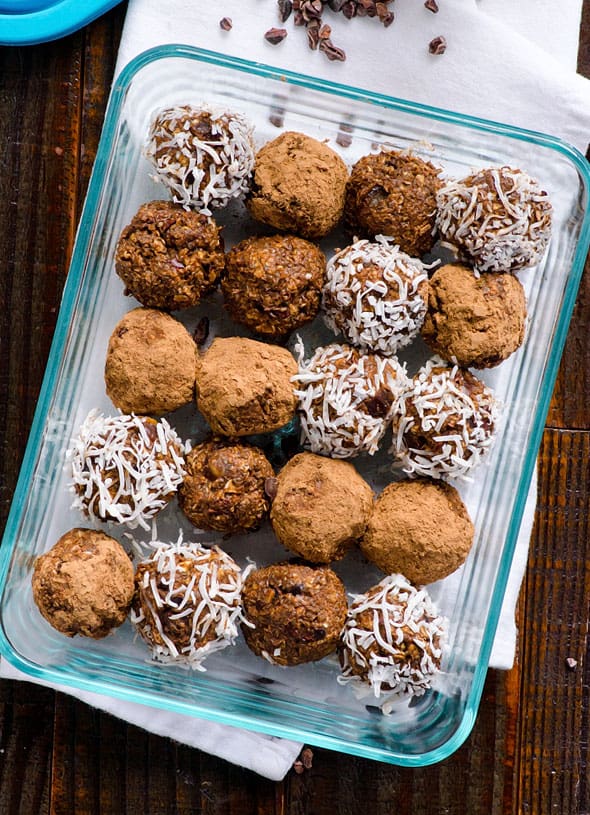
top-left (265, 27), bottom-right (288, 44)
top-left (336, 122), bottom-right (353, 147)
top-left (328, 0), bottom-right (346, 9)
top-left (376, 3), bottom-right (394, 25)
top-left (264, 476), bottom-right (279, 501)
top-left (566, 657), bottom-right (578, 670)
top-left (193, 316), bottom-right (210, 347)
top-left (428, 35), bottom-right (447, 54)
top-left (269, 109), bottom-right (285, 127)
top-left (278, 0), bottom-right (293, 22)
top-left (424, 0), bottom-right (439, 11)
top-left (319, 37), bottom-right (346, 61)
top-left (301, 747), bottom-right (314, 769)
top-left (219, 17), bottom-right (233, 31)
top-left (307, 18), bottom-right (321, 49)
top-left (319, 23), bottom-right (332, 39)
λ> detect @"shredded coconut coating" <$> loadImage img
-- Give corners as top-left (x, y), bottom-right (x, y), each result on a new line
top-left (338, 573), bottom-right (448, 699)
top-left (145, 104), bottom-right (255, 215)
top-left (391, 357), bottom-right (500, 480)
top-left (322, 236), bottom-right (429, 354)
top-left (67, 410), bottom-right (186, 530)
top-left (435, 166), bottom-right (552, 273)
top-left (131, 537), bottom-right (252, 670)
top-left (293, 340), bottom-right (408, 458)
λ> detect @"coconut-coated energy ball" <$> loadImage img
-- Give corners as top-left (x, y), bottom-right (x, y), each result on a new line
top-left (338, 573), bottom-right (448, 698)
top-left (195, 336), bottom-right (298, 436)
top-left (361, 478), bottom-right (474, 585)
top-left (246, 131), bottom-right (349, 239)
top-left (241, 562), bottom-right (348, 665)
top-left (131, 539), bottom-right (249, 669)
top-left (178, 437), bottom-right (274, 534)
top-left (222, 234), bottom-right (326, 339)
top-left (270, 452), bottom-right (374, 563)
top-left (435, 165), bottom-right (553, 273)
top-left (115, 200), bottom-right (225, 310)
top-left (344, 150), bottom-right (443, 256)
top-left (391, 357), bottom-right (500, 480)
top-left (322, 236), bottom-right (429, 354)
top-left (145, 104), bottom-right (255, 213)
top-left (104, 308), bottom-right (197, 415)
top-left (421, 263), bottom-right (527, 368)
top-left (293, 341), bottom-right (408, 458)
top-left (32, 528), bottom-right (134, 639)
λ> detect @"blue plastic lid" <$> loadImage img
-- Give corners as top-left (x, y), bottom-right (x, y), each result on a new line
top-left (0, 0), bottom-right (123, 45)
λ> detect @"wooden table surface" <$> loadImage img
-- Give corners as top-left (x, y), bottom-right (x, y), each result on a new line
top-left (1, 5), bottom-right (589, 813)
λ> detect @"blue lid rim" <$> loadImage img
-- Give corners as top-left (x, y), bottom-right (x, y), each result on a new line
top-left (0, 0), bottom-right (123, 46)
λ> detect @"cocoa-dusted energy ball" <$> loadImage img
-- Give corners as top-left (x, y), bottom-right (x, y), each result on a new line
top-left (322, 236), bottom-right (429, 354)
top-left (361, 479), bottom-right (474, 585)
top-left (270, 452), bottom-right (374, 563)
top-left (246, 131), bottom-right (348, 239)
top-left (391, 357), bottom-right (500, 480)
top-left (293, 341), bottom-right (408, 458)
top-left (421, 263), bottom-right (527, 368)
top-left (115, 200), bottom-right (225, 310)
top-left (32, 528), bottom-right (134, 639)
top-left (435, 166), bottom-right (553, 273)
top-left (344, 150), bottom-right (443, 256)
top-left (105, 308), bottom-right (197, 415)
top-left (338, 573), bottom-right (448, 699)
top-left (132, 538), bottom-right (249, 669)
top-left (195, 337), bottom-right (297, 436)
top-left (68, 410), bottom-right (186, 530)
top-left (179, 437), bottom-right (274, 534)
top-left (241, 562), bottom-right (348, 665)
top-left (222, 234), bottom-right (326, 339)
top-left (145, 104), bottom-right (255, 213)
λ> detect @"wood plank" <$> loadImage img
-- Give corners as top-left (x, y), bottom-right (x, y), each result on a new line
top-left (514, 429), bottom-right (590, 814)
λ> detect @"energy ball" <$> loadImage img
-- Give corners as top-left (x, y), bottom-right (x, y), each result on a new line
top-left (68, 410), bottom-right (186, 530)
top-left (246, 131), bottom-right (348, 239)
top-left (361, 479), bottom-right (474, 585)
top-left (195, 336), bottom-right (297, 436)
top-left (293, 341), bottom-right (408, 458)
top-left (338, 573), bottom-right (448, 699)
top-left (222, 234), bottom-right (326, 339)
top-left (344, 150), bottom-right (443, 256)
top-left (421, 263), bottom-right (527, 368)
top-left (105, 307), bottom-right (197, 416)
top-left (241, 562), bottom-right (348, 665)
top-left (32, 528), bottom-right (134, 639)
top-left (391, 357), bottom-right (500, 480)
top-left (145, 104), bottom-right (255, 213)
top-left (270, 452), bottom-right (374, 563)
top-left (114, 200), bottom-right (225, 311)
top-left (178, 437), bottom-right (273, 534)
top-left (131, 539), bottom-right (249, 669)
top-left (435, 165), bottom-right (553, 273)
top-left (322, 236), bottom-right (429, 354)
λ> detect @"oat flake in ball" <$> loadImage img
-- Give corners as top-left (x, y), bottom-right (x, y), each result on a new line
top-left (338, 573), bottom-right (448, 699)
top-left (391, 357), bottom-right (500, 480)
top-left (294, 340), bottom-right (408, 458)
top-left (222, 234), bottom-right (326, 339)
top-left (145, 104), bottom-right (255, 214)
top-left (322, 235), bottom-right (429, 355)
top-left (435, 165), bottom-right (552, 273)
top-left (115, 200), bottom-right (225, 311)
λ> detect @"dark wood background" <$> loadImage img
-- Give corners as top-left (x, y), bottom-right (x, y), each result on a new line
top-left (1, 4), bottom-right (589, 813)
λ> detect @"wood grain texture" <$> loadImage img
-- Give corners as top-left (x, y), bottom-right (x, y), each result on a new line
top-left (0, 4), bottom-right (588, 814)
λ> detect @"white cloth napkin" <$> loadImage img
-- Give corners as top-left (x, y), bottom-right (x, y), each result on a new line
top-left (3, 0), bottom-right (587, 781)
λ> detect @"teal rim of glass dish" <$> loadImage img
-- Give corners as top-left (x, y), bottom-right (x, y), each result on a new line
top-left (1, 43), bottom-right (589, 767)
top-left (0, 0), bottom-right (122, 46)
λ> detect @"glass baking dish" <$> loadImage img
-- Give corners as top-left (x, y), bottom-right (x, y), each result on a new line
top-left (1, 45), bottom-right (589, 767)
